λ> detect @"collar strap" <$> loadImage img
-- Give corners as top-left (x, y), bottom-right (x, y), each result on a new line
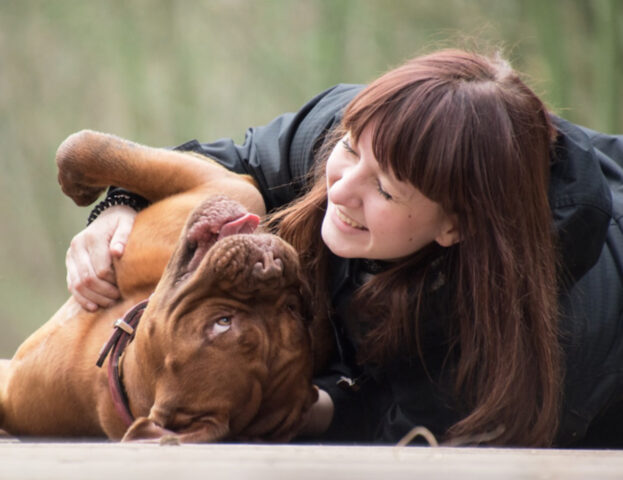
top-left (96, 299), bottom-right (149, 427)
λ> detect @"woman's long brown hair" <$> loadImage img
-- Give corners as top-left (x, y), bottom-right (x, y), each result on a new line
top-left (269, 49), bottom-right (561, 447)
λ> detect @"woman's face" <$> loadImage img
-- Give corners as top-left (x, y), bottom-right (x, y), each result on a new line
top-left (321, 126), bottom-right (457, 261)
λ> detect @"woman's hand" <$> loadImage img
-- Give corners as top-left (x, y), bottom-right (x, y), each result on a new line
top-left (299, 387), bottom-right (334, 437)
top-left (66, 205), bottom-right (138, 311)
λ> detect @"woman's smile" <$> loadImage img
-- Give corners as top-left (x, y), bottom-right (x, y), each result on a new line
top-left (333, 205), bottom-right (367, 230)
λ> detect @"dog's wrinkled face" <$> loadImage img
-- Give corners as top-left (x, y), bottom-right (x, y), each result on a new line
top-left (124, 196), bottom-right (317, 443)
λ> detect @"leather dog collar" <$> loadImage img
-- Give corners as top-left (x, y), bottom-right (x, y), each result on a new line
top-left (96, 299), bottom-right (149, 428)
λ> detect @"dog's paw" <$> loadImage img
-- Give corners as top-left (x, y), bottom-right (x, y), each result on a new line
top-left (56, 130), bottom-right (107, 206)
top-left (57, 174), bottom-right (105, 206)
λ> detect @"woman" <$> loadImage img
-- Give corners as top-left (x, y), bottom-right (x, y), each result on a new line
top-left (66, 49), bottom-right (623, 447)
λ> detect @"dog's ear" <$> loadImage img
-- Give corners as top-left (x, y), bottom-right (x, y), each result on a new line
top-left (122, 417), bottom-right (175, 443)
top-left (122, 415), bottom-right (230, 444)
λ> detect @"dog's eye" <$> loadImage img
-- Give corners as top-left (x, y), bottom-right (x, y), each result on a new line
top-left (213, 317), bottom-right (232, 334)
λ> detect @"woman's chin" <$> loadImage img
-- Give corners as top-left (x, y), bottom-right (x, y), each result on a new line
top-left (321, 217), bottom-right (362, 258)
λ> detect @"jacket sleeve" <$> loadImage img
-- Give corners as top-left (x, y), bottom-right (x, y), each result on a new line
top-left (172, 84), bottom-right (363, 212)
top-left (312, 361), bottom-right (372, 441)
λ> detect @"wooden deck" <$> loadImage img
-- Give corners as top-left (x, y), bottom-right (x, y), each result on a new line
top-left (1, 440), bottom-right (622, 479)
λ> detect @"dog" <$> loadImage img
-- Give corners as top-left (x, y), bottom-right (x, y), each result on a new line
top-left (0, 130), bottom-right (318, 443)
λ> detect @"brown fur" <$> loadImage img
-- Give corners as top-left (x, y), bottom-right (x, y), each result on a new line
top-left (0, 130), bottom-right (317, 442)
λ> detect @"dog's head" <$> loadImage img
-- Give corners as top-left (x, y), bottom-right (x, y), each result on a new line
top-left (124, 195), bottom-right (317, 443)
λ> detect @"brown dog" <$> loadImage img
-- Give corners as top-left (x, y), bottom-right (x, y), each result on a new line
top-left (0, 130), bottom-right (317, 442)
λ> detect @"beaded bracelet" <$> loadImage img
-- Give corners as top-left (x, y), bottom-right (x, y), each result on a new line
top-left (86, 191), bottom-right (150, 226)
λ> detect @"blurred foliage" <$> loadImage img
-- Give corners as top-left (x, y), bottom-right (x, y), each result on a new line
top-left (0, 0), bottom-right (621, 356)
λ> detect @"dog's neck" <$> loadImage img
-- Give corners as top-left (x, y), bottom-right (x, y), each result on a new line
top-left (97, 299), bottom-right (157, 431)
top-left (118, 337), bottom-right (155, 423)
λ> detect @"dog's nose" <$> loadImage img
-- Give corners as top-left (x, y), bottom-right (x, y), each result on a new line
top-left (252, 250), bottom-right (284, 280)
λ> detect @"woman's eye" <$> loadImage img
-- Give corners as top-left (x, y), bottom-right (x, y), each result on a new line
top-left (341, 138), bottom-right (357, 156)
top-left (377, 180), bottom-right (393, 200)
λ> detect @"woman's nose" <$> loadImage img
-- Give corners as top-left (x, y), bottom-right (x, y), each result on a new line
top-left (328, 164), bottom-right (363, 208)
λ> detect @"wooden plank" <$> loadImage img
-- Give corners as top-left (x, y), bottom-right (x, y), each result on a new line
top-left (0, 442), bottom-right (622, 480)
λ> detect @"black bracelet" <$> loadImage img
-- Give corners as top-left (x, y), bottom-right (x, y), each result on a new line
top-left (87, 192), bottom-right (150, 226)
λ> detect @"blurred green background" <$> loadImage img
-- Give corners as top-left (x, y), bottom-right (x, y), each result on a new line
top-left (1, 0), bottom-right (621, 357)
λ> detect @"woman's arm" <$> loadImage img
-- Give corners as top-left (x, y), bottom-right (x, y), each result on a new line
top-left (66, 205), bottom-right (138, 311)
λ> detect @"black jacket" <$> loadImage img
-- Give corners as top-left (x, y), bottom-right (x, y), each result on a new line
top-left (175, 84), bottom-right (623, 447)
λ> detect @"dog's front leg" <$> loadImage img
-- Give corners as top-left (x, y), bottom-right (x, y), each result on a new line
top-left (55, 130), bottom-right (265, 215)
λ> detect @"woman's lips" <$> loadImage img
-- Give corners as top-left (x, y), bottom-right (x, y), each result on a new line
top-left (335, 206), bottom-right (367, 230)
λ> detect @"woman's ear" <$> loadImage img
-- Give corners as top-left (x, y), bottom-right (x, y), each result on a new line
top-left (435, 214), bottom-right (460, 247)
